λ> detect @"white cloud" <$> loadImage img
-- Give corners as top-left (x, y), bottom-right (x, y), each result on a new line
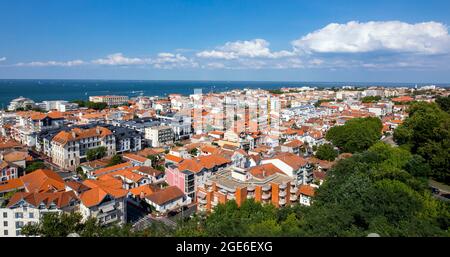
top-left (197, 39), bottom-right (295, 59)
top-left (16, 60), bottom-right (85, 67)
top-left (151, 52), bottom-right (198, 69)
top-left (292, 21), bottom-right (450, 54)
top-left (0, 57), bottom-right (6, 62)
top-left (203, 62), bottom-right (226, 69)
top-left (92, 53), bottom-right (150, 65)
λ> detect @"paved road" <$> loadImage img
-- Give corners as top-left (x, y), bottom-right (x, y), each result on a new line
top-left (381, 134), bottom-right (397, 147)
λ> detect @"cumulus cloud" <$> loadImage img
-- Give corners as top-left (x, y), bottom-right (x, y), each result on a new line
top-left (292, 21), bottom-right (450, 54)
top-left (92, 53), bottom-right (150, 65)
top-left (0, 57), bottom-right (6, 62)
top-left (151, 52), bottom-right (198, 69)
top-left (16, 60), bottom-right (85, 67)
top-left (197, 39), bottom-right (295, 59)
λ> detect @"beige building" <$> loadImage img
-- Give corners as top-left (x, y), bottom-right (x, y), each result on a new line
top-left (89, 95), bottom-right (129, 106)
top-left (51, 126), bottom-right (116, 171)
top-left (145, 126), bottom-right (174, 147)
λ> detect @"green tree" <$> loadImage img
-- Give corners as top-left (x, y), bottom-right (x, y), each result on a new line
top-left (394, 101), bottom-right (450, 183)
top-left (107, 155), bottom-right (123, 167)
top-left (315, 143), bottom-right (338, 161)
top-left (25, 161), bottom-right (46, 173)
top-left (86, 146), bottom-right (107, 161)
top-left (435, 95), bottom-right (450, 113)
top-left (326, 117), bottom-right (382, 153)
top-left (361, 96), bottom-right (382, 103)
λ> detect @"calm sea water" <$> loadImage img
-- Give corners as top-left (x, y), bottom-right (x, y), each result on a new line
top-left (0, 79), bottom-right (447, 107)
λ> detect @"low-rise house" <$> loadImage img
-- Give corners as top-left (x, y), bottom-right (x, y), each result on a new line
top-left (298, 185), bottom-right (315, 206)
top-left (0, 161), bottom-right (19, 182)
top-left (144, 185), bottom-right (189, 214)
top-left (123, 153), bottom-right (152, 167)
top-left (280, 140), bottom-right (304, 155)
top-left (79, 178), bottom-right (128, 225)
top-left (1, 151), bottom-right (32, 169)
top-left (133, 166), bottom-right (165, 184)
top-left (261, 152), bottom-right (313, 185)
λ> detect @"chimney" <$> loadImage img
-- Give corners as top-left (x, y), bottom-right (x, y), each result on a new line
top-left (262, 169), bottom-right (266, 177)
top-left (71, 131), bottom-right (76, 138)
top-left (96, 127), bottom-right (100, 134)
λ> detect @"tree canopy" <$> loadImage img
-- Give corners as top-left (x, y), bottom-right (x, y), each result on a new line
top-left (315, 143), bottom-right (338, 161)
top-left (86, 146), bottom-right (107, 161)
top-left (394, 102), bottom-right (450, 184)
top-left (326, 117), bottom-right (382, 153)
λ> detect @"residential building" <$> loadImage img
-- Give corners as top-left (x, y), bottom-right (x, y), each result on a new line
top-left (79, 178), bottom-right (128, 225)
top-left (51, 126), bottom-right (116, 171)
top-left (0, 191), bottom-right (79, 237)
top-left (196, 165), bottom-right (296, 212)
top-left (89, 95), bottom-right (129, 106)
top-left (145, 126), bottom-right (174, 147)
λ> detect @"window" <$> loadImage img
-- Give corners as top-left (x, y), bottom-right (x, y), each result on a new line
top-left (16, 230), bottom-right (21, 236)
top-left (2, 212), bottom-right (6, 218)
top-left (3, 230), bottom-right (8, 236)
top-left (3, 221), bottom-right (7, 227)
top-left (15, 221), bottom-right (23, 229)
top-left (15, 212), bottom-right (23, 219)
top-left (29, 213), bottom-right (34, 219)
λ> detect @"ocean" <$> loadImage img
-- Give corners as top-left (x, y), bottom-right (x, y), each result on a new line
top-left (0, 79), bottom-right (447, 107)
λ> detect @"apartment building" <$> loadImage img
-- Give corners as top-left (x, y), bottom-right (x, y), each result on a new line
top-left (166, 154), bottom-right (231, 199)
top-left (0, 191), bottom-right (79, 237)
top-left (89, 95), bottom-right (129, 106)
top-left (145, 126), bottom-right (174, 147)
top-left (196, 164), bottom-right (297, 212)
top-left (51, 126), bottom-right (116, 171)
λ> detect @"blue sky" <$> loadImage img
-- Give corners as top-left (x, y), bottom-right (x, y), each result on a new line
top-left (0, 0), bottom-right (450, 82)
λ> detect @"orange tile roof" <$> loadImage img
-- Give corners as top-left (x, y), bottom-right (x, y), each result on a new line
top-left (299, 185), bottom-right (315, 197)
top-left (249, 163), bottom-right (284, 179)
top-left (92, 162), bottom-right (133, 176)
top-left (7, 191), bottom-right (78, 209)
top-left (283, 139), bottom-right (304, 148)
top-left (2, 151), bottom-right (30, 163)
top-left (165, 154), bottom-right (183, 163)
top-left (123, 153), bottom-right (148, 163)
top-left (80, 178), bottom-right (128, 207)
top-left (53, 126), bottom-right (112, 145)
top-left (178, 154), bottom-right (231, 173)
top-left (20, 169), bottom-right (66, 193)
top-left (0, 178), bottom-right (24, 193)
top-left (129, 184), bottom-right (159, 198)
top-left (267, 152), bottom-right (308, 170)
top-left (145, 186), bottom-right (184, 206)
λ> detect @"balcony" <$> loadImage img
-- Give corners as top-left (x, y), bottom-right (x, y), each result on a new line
top-left (198, 198), bottom-right (207, 205)
top-left (262, 184), bottom-right (271, 191)
top-left (290, 195), bottom-right (298, 202)
top-left (279, 191), bottom-right (287, 197)
top-left (262, 192), bottom-right (271, 200)
top-left (279, 198), bottom-right (286, 206)
top-left (247, 185), bottom-right (255, 192)
top-left (290, 187), bottom-right (298, 194)
top-left (279, 183), bottom-right (287, 190)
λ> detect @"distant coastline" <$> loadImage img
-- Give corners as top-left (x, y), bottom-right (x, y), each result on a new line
top-left (0, 79), bottom-right (448, 107)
